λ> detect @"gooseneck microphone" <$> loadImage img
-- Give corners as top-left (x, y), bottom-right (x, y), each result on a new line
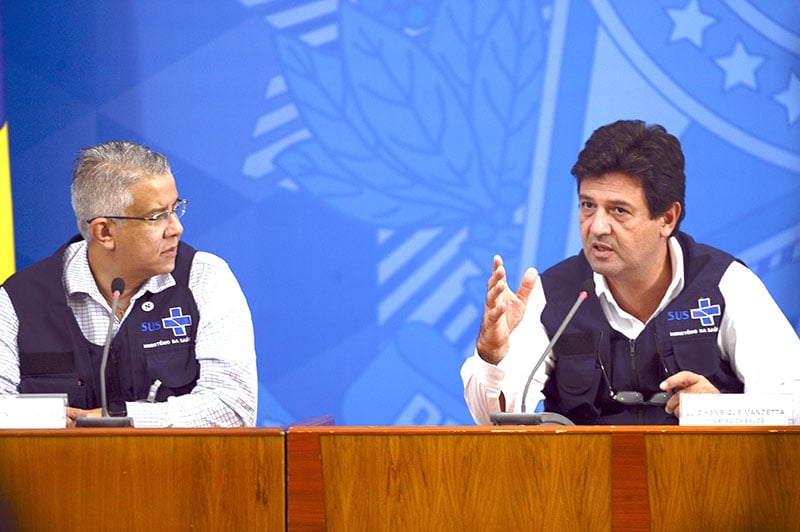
top-left (521, 278), bottom-right (595, 413)
top-left (76, 277), bottom-right (133, 427)
top-left (491, 278), bottom-right (595, 426)
top-left (100, 277), bottom-right (125, 416)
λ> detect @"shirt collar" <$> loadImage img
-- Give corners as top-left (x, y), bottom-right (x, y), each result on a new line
top-left (63, 239), bottom-right (176, 301)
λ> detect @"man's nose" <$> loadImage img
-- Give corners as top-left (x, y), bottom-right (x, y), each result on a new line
top-left (590, 210), bottom-right (611, 234)
top-left (165, 213), bottom-right (183, 236)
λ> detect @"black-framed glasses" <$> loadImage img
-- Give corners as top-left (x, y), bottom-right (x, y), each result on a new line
top-left (87, 199), bottom-right (188, 225)
top-left (595, 334), bottom-right (672, 407)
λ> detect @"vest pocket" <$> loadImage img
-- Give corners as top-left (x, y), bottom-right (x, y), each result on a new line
top-left (555, 352), bottom-right (598, 395)
top-left (553, 352), bottom-right (603, 416)
top-left (18, 373), bottom-right (87, 408)
top-left (670, 336), bottom-right (720, 376)
top-left (18, 351), bottom-right (88, 407)
top-left (145, 346), bottom-right (199, 398)
top-left (19, 350), bottom-right (74, 376)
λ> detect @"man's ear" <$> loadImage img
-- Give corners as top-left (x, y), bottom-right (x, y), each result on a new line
top-left (88, 219), bottom-right (116, 250)
top-left (660, 202), bottom-right (681, 237)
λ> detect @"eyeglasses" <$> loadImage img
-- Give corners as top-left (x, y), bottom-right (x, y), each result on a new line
top-left (87, 199), bottom-right (188, 226)
top-left (595, 334), bottom-right (672, 407)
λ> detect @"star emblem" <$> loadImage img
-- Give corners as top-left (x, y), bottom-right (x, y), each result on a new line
top-left (667, 0), bottom-right (716, 47)
top-left (715, 40), bottom-right (765, 91)
top-left (774, 73), bottom-right (800, 125)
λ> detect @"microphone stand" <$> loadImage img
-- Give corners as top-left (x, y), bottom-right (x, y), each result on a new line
top-left (76, 279), bottom-right (133, 427)
top-left (490, 279), bottom-right (594, 426)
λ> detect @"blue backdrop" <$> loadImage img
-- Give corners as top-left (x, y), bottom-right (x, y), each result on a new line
top-left (4, 0), bottom-right (799, 426)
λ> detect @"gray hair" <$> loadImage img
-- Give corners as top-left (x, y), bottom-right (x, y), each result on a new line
top-left (71, 141), bottom-right (171, 240)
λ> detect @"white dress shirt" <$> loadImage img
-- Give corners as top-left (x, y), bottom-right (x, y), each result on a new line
top-left (461, 237), bottom-right (800, 425)
top-left (0, 240), bottom-right (258, 427)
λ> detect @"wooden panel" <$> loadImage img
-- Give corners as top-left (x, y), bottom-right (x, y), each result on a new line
top-left (646, 430), bottom-right (800, 531)
top-left (288, 427), bottom-right (613, 531)
top-left (0, 428), bottom-right (285, 532)
top-left (287, 430), bottom-right (327, 531)
top-left (611, 432), bottom-right (650, 531)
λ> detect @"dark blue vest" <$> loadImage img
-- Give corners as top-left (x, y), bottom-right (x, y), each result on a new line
top-left (540, 232), bottom-right (743, 425)
top-left (3, 236), bottom-right (201, 408)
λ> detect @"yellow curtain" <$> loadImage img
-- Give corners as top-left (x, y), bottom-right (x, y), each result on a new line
top-left (0, 123), bottom-right (13, 283)
top-left (0, 12), bottom-right (14, 283)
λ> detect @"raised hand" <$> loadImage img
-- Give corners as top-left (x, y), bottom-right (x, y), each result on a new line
top-left (476, 255), bottom-right (538, 365)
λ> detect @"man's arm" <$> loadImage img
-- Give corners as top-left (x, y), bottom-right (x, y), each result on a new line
top-left (661, 262), bottom-right (800, 418)
top-left (0, 288), bottom-right (21, 395)
top-left (461, 256), bottom-right (550, 424)
top-left (716, 261), bottom-right (800, 391)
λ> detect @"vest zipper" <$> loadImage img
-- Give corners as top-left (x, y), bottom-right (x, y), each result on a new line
top-left (629, 338), bottom-right (639, 390)
top-left (628, 338), bottom-right (644, 423)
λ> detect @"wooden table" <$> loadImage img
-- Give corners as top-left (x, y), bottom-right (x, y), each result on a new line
top-left (286, 425), bottom-right (800, 531)
top-left (4, 425), bottom-right (797, 530)
top-left (0, 428), bottom-right (285, 531)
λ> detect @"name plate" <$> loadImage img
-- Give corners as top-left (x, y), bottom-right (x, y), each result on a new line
top-left (680, 393), bottom-right (794, 426)
top-left (0, 394), bottom-right (67, 428)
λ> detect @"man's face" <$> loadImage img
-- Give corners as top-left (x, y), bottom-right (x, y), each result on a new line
top-left (579, 172), bottom-right (674, 287)
top-left (111, 172), bottom-right (184, 281)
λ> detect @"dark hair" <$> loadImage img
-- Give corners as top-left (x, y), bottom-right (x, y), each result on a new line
top-left (570, 119), bottom-right (686, 234)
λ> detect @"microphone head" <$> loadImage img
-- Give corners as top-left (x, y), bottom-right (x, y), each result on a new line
top-left (111, 277), bottom-right (125, 296)
top-left (580, 278), bottom-right (595, 298)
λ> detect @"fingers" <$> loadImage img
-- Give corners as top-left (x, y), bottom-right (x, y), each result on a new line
top-left (477, 255), bottom-right (538, 365)
top-left (660, 371), bottom-right (720, 415)
top-left (484, 256), bottom-right (509, 315)
top-left (492, 254), bottom-right (503, 270)
top-left (65, 406), bottom-right (102, 427)
top-left (486, 257), bottom-right (537, 309)
top-left (477, 256), bottom-right (514, 364)
top-left (660, 371), bottom-right (719, 394)
top-left (660, 371), bottom-right (699, 415)
top-left (659, 370), bottom-right (700, 393)
top-left (66, 406), bottom-right (82, 428)
top-left (664, 393), bottom-right (681, 416)
top-left (487, 255), bottom-right (507, 293)
top-left (515, 267), bottom-right (538, 305)
top-left (483, 281), bottom-right (507, 328)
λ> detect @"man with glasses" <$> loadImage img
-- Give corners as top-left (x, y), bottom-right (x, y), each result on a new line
top-left (0, 141), bottom-right (257, 427)
top-left (462, 120), bottom-right (800, 425)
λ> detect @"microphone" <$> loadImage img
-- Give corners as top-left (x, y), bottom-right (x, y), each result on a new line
top-left (491, 278), bottom-right (594, 426)
top-left (76, 277), bottom-right (134, 427)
